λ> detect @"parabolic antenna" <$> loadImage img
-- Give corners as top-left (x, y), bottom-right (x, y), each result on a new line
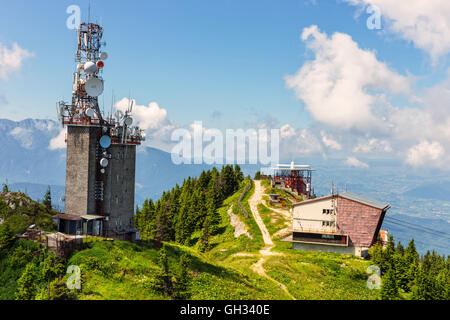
top-left (85, 108), bottom-right (95, 118)
top-left (85, 78), bottom-right (104, 97)
top-left (84, 61), bottom-right (97, 74)
top-left (100, 52), bottom-right (108, 60)
top-left (100, 158), bottom-right (109, 168)
top-left (124, 117), bottom-right (133, 126)
top-left (99, 135), bottom-right (112, 149)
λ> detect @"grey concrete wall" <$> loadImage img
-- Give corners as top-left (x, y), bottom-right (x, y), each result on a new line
top-left (103, 144), bottom-right (136, 232)
top-left (292, 242), bottom-right (369, 258)
top-left (65, 126), bottom-right (100, 216)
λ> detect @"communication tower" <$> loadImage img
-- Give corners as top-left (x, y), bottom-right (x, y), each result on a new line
top-left (56, 20), bottom-right (145, 240)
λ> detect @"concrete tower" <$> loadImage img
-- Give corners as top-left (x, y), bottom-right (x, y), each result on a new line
top-left (55, 21), bottom-right (145, 240)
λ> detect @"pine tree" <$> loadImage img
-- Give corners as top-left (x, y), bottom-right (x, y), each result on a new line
top-left (16, 263), bottom-right (38, 300)
top-left (405, 239), bottom-right (419, 265)
top-left (382, 234), bottom-right (396, 272)
top-left (43, 186), bottom-right (52, 211)
top-left (150, 245), bottom-right (174, 297)
top-left (434, 270), bottom-right (449, 300)
top-left (0, 222), bottom-right (15, 251)
top-left (380, 267), bottom-right (399, 300)
top-left (254, 171), bottom-right (261, 180)
top-left (412, 265), bottom-right (434, 300)
top-left (2, 183), bottom-right (8, 193)
top-left (199, 217), bottom-right (211, 253)
top-left (396, 241), bottom-right (404, 256)
top-left (393, 253), bottom-right (409, 291)
top-left (174, 253), bottom-right (191, 300)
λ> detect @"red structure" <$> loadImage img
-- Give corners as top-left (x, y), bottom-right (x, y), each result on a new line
top-left (271, 162), bottom-right (313, 198)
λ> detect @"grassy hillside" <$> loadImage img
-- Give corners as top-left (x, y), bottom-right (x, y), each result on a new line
top-left (0, 180), bottom-right (381, 300)
top-left (64, 180), bottom-right (378, 300)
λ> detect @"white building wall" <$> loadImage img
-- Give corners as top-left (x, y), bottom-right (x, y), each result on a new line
top-left (292, 198), bottom-right (336, 233)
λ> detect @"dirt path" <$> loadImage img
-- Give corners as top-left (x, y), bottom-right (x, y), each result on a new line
top-left (248, 180), bottom-right (296, 300)
top-left (262, 204), bottom-right (292, 221)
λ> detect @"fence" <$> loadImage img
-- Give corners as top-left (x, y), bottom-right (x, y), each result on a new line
top-left (238, 180), bottom-right (252, 218)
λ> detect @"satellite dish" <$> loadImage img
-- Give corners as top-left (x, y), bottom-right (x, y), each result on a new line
top-left (100, 135), bottom-right (112, 149)
top-left (100, 52), bottom-right (108, 60)
top-left (85, 78), bottom-right (104, 97)
top-left (100, 158), bottom-right (109, 168)
top-left (77, 63), bottom-right (84, 71)
top-left (85, 108), bottom-right (95, 118)
top-left (84, 61), bottom-right (97, 74)
top-left (124, 117), bottom-right (133, 126)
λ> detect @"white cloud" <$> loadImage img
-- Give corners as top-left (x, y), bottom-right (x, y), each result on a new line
top-left (49, 128), bottom-right (67, 150)
top-left (406, 140), bottom-right (445, 167)
top-left (353, 138), bottom-right (392, 153)
top-left (0, 43), bottom-right (34, 80)
top-left (345, 0), bottom-right (450, 62)
top-left (321, 131), bottom-right (342, 150)
top-left (345, 156), bottom-right (370, 168)
top-left (115, 98), bottom-right (176, 143)
top-left (285, 25), bottom-right (411, 131)
top-left (280, 124), bottom-right (296, 138)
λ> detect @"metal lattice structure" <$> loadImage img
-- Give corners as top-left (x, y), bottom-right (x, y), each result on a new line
top-left (271, 162), bottom-right (313, 198)
top-left (55, 20), bottom-right (142, 240)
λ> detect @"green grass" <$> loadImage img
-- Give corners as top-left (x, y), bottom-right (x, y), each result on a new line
top-left (258, 204), bottom-right (288, 237)
top-left (67, 179), bottom-right (381, 300)
top-left (68, 239), bottom-right (290, 300)
top-left (263, 248), bottom-right (378, 300)
top-left (0, 179), bottom-right (382, 300)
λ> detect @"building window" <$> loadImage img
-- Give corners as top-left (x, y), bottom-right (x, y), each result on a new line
top-left (323, 209), bottom-right (332, 215)
top-left (322, 221), bottom-right (335, 227)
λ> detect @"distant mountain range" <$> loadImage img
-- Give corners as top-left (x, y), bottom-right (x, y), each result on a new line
top-left (0, 118), bottom-right (215, 205)
top-left (402, 181), bottom-right (450, 202)
top-left (1, 118), bottom-right (449, 255)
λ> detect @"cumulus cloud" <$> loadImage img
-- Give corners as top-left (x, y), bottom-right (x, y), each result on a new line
top-left (280, 124), bottom-right (296, 139)
top-left (115, 98), bottom-right (176, 143)
top-left (49, 128), bottom-right (67, 150)
top-left (352, 138), bottom-right (392, 153)
top-left (0, 43), bottom-right (34, 80)
top-left (285, 25), bottom-right (411, 131)
top-left (345, 156), bottom-right (370, 168)
top-left (321, 131), bottom-right (342, 150)
top-left (344, 0), bottom-right (450, 62)
top-left (282, 26), bottom-right (450, 169)
top-left (406, 140), bottom-right (444, 167)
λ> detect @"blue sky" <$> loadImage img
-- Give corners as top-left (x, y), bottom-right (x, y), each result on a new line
top-left (1, 0), bottom-right (450, 169)
top-left (0, 0), bottom-right (438, 123)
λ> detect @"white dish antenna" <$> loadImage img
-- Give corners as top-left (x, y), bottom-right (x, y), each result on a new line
top-left (124, 117), bottom-right (133, 127)
top-left (85, 78), bottom-right (104, 97)
top-left (84, 61), bottom-right (97, 74)
top-left (100, 52), bottom-right (108, 60)
top-left (100, 158), bottom-right (109, 168)
top-left (85, 108), bottom-right (95, 118)
top-left (99, 135), bottom-right (112, 149)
